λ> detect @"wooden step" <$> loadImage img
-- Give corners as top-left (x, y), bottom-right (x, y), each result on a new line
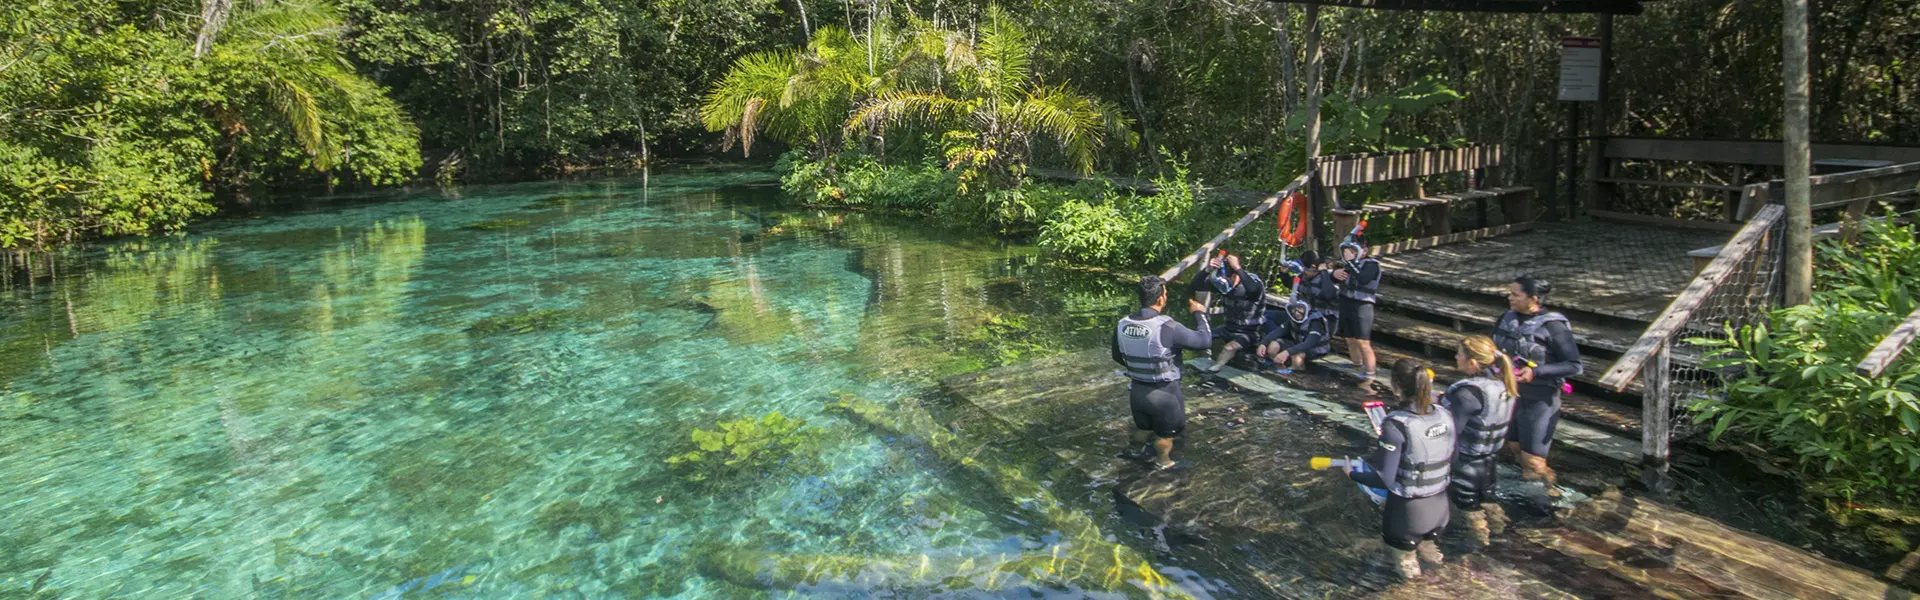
top-left (1374, 282), bottom-right (1648, 357)
top-left (1365, 310), bottom-right (1646, 398)
top-left (1330, 337), bottom-right (1644, 437)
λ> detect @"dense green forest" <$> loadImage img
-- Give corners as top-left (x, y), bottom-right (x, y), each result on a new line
top-left (4, 0), bottom-right (1918, 248)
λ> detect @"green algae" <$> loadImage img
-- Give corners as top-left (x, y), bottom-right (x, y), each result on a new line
top-left (466, 309), bottom-right (570, 336)
top-left (463, 218), bottom-right (529, 231)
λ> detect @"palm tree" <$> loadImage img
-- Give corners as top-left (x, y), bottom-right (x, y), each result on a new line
top-left (845, 7), bottom-right (1135, 189)
top-left (198, 1), bottom-right (416, 177)
top-left (702, 27), bottom-right (885, 159)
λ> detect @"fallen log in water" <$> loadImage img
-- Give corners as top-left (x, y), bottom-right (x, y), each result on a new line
top-left (1524, 488), bottom-right (1915, 600)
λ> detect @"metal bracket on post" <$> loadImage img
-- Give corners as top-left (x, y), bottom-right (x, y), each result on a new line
top-left (1638, 341), bottom-right (1675, 497)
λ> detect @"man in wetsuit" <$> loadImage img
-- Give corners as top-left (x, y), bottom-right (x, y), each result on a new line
top-left (1113, 275), bottom-right (1212, 470)
top-left (1202, 254), bottom-right (1265, 372)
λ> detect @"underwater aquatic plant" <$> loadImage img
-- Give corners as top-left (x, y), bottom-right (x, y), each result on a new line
top-left (462, 218), bottom-right (529, 231)
top-left (466, 309), bottom-right (569, 336)
top-left (664, 411), bottom-right (824, 484)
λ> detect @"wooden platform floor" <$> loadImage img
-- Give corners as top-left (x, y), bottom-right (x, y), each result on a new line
top-left (934, 349), bottom-right (1914, 599)
top-left (1376, 220), bottom-right (1733, 322)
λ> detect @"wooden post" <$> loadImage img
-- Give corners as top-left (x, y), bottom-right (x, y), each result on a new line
top-left (1558, 103), bottom-right (1580, 221)
top-left (1303, 3), bottom-right (1325, 250)
top-left (1857, 306), bottom-right (1920, 378)
top-left (1584, 15), bottom-right (1614, 215)
top-left (1784, 0), bottom-right (1814, 306)
top-left (1639, 342), bottom-right (1674, 495)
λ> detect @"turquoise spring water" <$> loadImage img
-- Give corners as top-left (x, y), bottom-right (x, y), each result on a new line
top-left (0, 169), bottom-right (1188, 598)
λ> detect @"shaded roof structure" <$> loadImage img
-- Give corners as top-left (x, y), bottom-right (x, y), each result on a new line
top-left (1267, 0), bottom-right (1653, 14)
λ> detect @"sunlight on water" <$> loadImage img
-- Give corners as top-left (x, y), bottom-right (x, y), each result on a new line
top-left (0, 170), bottom-right (1155, 598)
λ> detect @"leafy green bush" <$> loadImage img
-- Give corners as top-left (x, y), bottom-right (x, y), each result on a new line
top-left (1038, 151), bottom-right (1204, 267)
top-left (664, 411), bottom-right (825, 484)
top-left (776, 152), bottom-right (958, 213)
top-left (1691, 215), bottom-right (1920, 504)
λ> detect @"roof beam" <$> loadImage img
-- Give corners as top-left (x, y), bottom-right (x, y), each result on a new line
top-left (1266, 0), bottom-right (1647, 15)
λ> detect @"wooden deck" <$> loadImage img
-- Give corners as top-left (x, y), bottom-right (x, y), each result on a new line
top-left (929, 349), bottom-right (1916, 599)
top-left (1375, 220), bottom-right (1731, 323)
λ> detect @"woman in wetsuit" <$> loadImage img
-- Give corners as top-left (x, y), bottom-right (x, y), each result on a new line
top-left (1444, 335), bottom-right (1519, 547)
top-left (1492, 275), bottom-right (1581, 496)
top-left (1345, 359), bottom-right (1454, 579)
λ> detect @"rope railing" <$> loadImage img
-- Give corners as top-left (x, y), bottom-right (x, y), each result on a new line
top-left (1157, 172), bottom-right (1315, 282)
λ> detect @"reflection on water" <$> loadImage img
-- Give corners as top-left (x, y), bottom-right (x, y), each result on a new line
top-left (0, 170), bottom-right (1165, 598)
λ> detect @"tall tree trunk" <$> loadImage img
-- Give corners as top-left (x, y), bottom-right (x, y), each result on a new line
top-left (793, 0), bottom-right (811, 38)
top-left (1272, 2), bottom-right (1297, 113)
top-left (1784, 0), bottom-right (1814, 306)
top-left (1820, 0), bottom-right (1878, 134)
top-left (1126, 40), bottom-right (1157, 171)
top-left (193, 0), bottom-right (233, 58)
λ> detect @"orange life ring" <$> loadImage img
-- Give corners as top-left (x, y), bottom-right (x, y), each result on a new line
top-left (1276, 191), bottom-right (1309, 246)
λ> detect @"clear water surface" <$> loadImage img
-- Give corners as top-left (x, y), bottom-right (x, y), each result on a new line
top-left (1, 168), bottom-right (1235, 598)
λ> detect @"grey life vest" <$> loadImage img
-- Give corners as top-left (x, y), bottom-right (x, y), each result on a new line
top-left (1493, 310), bottom-right (1570, 366)
top-left (1339, 258), bottom-right (1381, 303)
top-left (1285, 309), bottom-right (1333, 355)
top-left (1219, 275), bottom-right (1265, 329)
top-left (1116, 315), bottom-right (1181, 383)
top-left (1385, 407), bottom-right (1455, 498)
top-left (1447, 378), bottom-right (1514, 457)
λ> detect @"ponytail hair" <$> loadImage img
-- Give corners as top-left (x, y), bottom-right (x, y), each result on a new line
top-left (1390, 358), bottom-right (1436, 415)
top-left (1460, 335), bottom-right (1520, 398)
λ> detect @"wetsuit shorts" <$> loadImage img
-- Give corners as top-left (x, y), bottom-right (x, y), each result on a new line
top-left (1129, 380), bottom-right (1186, 439)
top-left (1338, 300), bottom-right (1374, 340)
top-left (1506, 385), bottom-right (1563, 458)
top-left (1223, 325), bottom-right (1261, 349)
top-left (1449, 453), bottom-right (1498, 511)
top-left (1382, 493), bottom-right (1450, 551)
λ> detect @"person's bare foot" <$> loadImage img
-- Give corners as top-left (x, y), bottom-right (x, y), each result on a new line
top-left (1153, 458), bottom-right (1178, 471)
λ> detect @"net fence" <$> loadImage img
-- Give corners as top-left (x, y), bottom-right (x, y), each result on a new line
top-left (1660, 210), bottom-right (1785, 439)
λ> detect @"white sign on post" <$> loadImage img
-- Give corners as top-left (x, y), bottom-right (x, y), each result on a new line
top-left (1558, 37), bottom-right (1602, 102)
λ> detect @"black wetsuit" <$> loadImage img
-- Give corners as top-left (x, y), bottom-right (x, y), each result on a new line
top-left (1444, 384), bottom-right (1498, 510)
top-left (1503, 312), bottom-right (1582, 457)
top-left (1112, 308), bottom-right (1212, 438)
top-left (1336, 260), bottom-right (1381, 339)
top-left (1350, 417), bottom-right (1451, 551)
top-left (1259, 312), bottom-right (1331, 362)
top-left (1216, 270), bottom-right (1267, 349)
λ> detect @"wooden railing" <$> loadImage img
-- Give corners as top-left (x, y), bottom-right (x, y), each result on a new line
top-left (1597, 204), bottom-right (1785, 491)
top-left (1157, 172), bottom-right (1313, 281)
top-left (1857, 307), bottom-right (1920, 378)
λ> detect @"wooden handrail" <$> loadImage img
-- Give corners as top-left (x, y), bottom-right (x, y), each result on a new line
top-left (1598, 204), bottom-right (1785, 391)
top-left (1158, 172), bottom-right (1313, 282)
top-left (1857, 307), bottom-right (1920, 378)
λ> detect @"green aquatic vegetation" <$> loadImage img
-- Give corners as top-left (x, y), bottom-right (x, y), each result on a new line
top-left (826, 392), bottom-right (1192, 598)
top-left (466, 309), bottom-right (570, 336)
top-left (664, 411), bottom-right (824, 484)
top-left (536, 500), bottom-right (625, 538)
top-left (527, 194), bottom-right (602, 210)
top-left (463, 218), bottom-right (530, 231)
top-left (596, 245), bottom-right (636, 258)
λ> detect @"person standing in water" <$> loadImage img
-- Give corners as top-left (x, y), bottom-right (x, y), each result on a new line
top-left (1345, 359), bottom-right (1454, 579)
top-left (1203, 254), bottom-right (1266, 372)
top-left (1492, 275), bottom-right (1581, 496)
top-left (1444, 336), bottom-right (1519, 546)
top-left (1332, 241), bottom-right (1382, 390)
top-left (1113, 275), bottom-right (1211, 470)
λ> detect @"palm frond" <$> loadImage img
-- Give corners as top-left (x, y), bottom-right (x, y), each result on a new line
top-left (976, 6), bottom-right (1032, 105)
top-left (845, 91), bottom-right (970, 135)
top-left (266, 76), bottom-right (331, 171)
top-left (700, 48), bottom-right (798, 134)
